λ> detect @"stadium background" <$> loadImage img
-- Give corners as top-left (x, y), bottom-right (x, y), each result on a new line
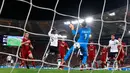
top-left (0, 5), bottom-right (129, 68)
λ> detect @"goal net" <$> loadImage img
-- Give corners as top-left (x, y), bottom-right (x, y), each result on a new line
top-left (0, 0), bottom-right (129, 73)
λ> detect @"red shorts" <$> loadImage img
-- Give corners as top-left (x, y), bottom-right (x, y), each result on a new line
top-left (101, 56), bottom-right (107, 62)
top-left (59, 49), bottom-right (66, 59)
top-left (60, 53), bottom-right (65, 59)
top-left (117, 53), bottom-right (124, 61)
top-left (21, 50), bottom-right (32, 59)
top-left (88, 55), bottom-right (95, 61)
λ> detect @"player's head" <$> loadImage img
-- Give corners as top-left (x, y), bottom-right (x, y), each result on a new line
top-left (103, 45), bottom-right (107, 49)
top-left (61, 39), bottom-right (65, 42)
top-left (24, 32), bottom-right (29, 38)
top-left (81, 22), bottom-right (87, 27)
top-left (90, 41), bottom-right (94, 46)
top-left (61, 36), bottom-right (67, 42)
top-left (51, 28), bottom-right (57, 34)
top-left (111, 34), bottom-right (115, 40)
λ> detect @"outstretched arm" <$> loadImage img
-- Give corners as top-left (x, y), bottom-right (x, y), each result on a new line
top-left (48, 29), bottom-right (53, 36)
top-left (21, 40), bottom-right (30, 45)
top-left (69, 24), bottom-right (77, 35)
top-left (106, 41), bottom-right (111, 48)
top-left (66, 43), bottom-right (69, 50)
top-left (57, 34), bottom-right (67, 38)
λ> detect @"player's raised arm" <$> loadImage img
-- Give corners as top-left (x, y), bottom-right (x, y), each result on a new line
top-left (57, 34), bottom-right (67, 39)
top-left (48, 29), bottom-right (53, 36)
top-left (69, 24), bottom-right (77, 35)
top-left (69, 24), bottom-right (74, 30)
top-left (106, 40), bottom-right (111, 48)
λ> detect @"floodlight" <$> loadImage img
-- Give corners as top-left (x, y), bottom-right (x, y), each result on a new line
top-left (71, 20), bottom-right (78, 24)
top-left (109, 12), bottom-right (115, 16)
top-left (129, 31), bottom-right (130, 34)
top-left (64, 21), bottom-right (70, 25)
top-left (78, 19), bottom-right (84, 23)
top-left (85, 17), bottom-right (94, 23)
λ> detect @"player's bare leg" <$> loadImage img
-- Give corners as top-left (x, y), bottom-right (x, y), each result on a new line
top-left (80, 64), bottom-right (85, 71)
top-left (117, 60), bottom-right (121, 68)
top-left (28, 53), bottom-right (35, 67)
top-left (59, 58), bottom-right (64, 70)
top-left (79, 55), bottom-right (83, 70)
top-left (57, 54), bottom-right (61, 68)
top-left (88, 60), bottom-right (92, 68)
top-left (101, 63), bottom-right (104, 68)
top-left (101, 61), bottom-right (106, 68)
top-left (95, 61), bottom-right (98, 68)
top-left (19, 54), bottom-right (26, 68)
top-left (20, 60), bottom-right (25, 67)
top-left (25, 61), bottom-right (30, 69)
top-left (104, 61), bottom-right (107, 68)
top-left (20, 60), bottom-right (29, 69)
top-left (92, 57), bottom-right (98, 68)
top-left (120, 59), bottom-right (124, 67)
top-left (59, 60), bottom-right (65, 70)
top-left (114, 59), bottom-right (118, 70)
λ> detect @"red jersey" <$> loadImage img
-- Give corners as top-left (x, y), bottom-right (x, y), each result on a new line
top-left (101, 48), bottom-right (108, 57)
top-left (101, 48), bottom-right (108, 61)
top-left (58, 41), bottom-right (68, 54)
top-left (20, 37), bottom-right (32, 59)
top-left (118, 42), bottom-right (125, 55)
top-left (21, 38), bottom-right (30, 52)
top-left (88, 45), bottom-right (96, 56)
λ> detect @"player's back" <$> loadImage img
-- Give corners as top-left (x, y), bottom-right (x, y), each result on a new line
top-left (50, 34), bottom-right (58, 47)
top-left (77, 27), bottom-right (91, 43)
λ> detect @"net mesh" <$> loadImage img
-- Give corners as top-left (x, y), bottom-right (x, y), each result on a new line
top-left (0, 0), bottom-right (129, 73)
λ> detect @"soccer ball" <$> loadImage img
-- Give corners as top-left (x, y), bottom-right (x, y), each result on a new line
top-left (74, 42), bottom-right (80, 49)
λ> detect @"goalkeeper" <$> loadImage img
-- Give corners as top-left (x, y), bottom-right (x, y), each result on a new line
top-left (62, 22), bottom-right (91, 70)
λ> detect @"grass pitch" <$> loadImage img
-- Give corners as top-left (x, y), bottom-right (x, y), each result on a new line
top-left (0, 68), bottom-right (130, 73)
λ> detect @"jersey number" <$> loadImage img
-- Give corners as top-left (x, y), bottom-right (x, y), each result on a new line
top-left (84, 34), bottom-right (87, 39)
